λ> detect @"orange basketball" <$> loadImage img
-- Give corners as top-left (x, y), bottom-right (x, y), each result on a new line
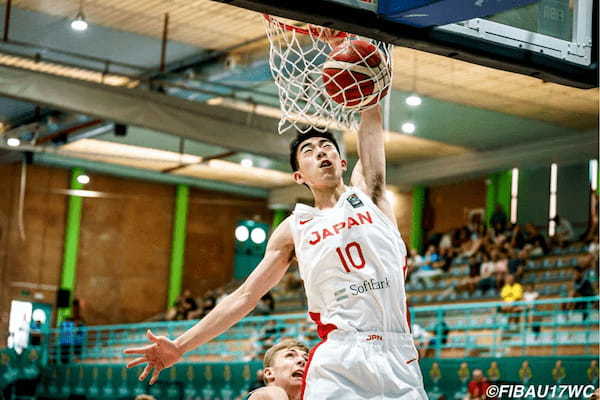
top-left (322, 40), bottom-right (389, 109)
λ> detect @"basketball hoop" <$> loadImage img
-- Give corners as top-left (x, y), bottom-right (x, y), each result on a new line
top-left (263, 14), bottom-right (393, 134)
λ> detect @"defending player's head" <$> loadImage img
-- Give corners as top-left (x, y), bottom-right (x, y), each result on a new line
top-left (289, 128), bottom-right (347, 189)
top-left (262, 338), bottom-right (309, 393)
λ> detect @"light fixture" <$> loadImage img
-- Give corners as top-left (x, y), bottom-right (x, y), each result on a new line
top-left (251, 227), bottom-right (266, 244)
top-left (401, 122), bottom-right (416, 134)
top-left (6, 137), bottom-right (20, 147)
top-left (241, 158), bottom-right (253, 168)
top-left (235, 225), bottom-right (249, 242)
top-left (71, 1), bottom-right (88, 32)
top-left (77, 174), bottom-right (90, 184)
top-left (406, 95), bottom-right (421, 106)
top-left (71, 12), bottom-right (88, 31)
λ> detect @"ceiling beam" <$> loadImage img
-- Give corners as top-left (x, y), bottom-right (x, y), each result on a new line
top-left (388, 131), bottom-right (599, 189)
top-left (0, 66), bottom-right (291, 159)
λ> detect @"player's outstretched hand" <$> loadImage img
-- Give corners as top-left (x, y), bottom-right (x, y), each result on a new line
top-left (123, 329), bottom-right (183, 385)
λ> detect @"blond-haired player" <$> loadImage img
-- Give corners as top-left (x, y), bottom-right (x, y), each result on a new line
top-left (247, 339), bottom-right (309, 400)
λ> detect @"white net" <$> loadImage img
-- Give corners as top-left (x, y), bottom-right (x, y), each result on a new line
top-left (264, 15), bottom-right (393, 134)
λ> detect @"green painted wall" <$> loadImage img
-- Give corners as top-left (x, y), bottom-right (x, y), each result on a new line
top-left (486, 170), bottom-right (512, 226)
top-left (57, 168), bottom-right (85, 324)
top-left (411, 186), bottom-right (426, 253)
top-left (167, 185), bottom-right (189, 308)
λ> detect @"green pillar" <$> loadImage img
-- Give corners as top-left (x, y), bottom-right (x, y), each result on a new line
top-left (411, 186), bottom-right (426, 253)
top-left (486, 170), bottom-right (512, 225)
top-left (167, 185), bottom-right (189, 308)
top-left (57, 168), bottom-right (85, 324)
top-left (271, 208), bottom-right (287, 231)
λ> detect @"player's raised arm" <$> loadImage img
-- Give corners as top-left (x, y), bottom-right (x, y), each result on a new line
top-left (351, 105), bottom-right (396, 225)
top-left (124, 218), bottom-right (295, 384)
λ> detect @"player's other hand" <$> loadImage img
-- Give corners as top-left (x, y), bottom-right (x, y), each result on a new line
top-left (123, 329), bottom-right (184, 385)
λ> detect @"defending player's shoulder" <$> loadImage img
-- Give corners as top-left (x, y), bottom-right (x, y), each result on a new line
top-left (248, 386), bottom-right (289, 400)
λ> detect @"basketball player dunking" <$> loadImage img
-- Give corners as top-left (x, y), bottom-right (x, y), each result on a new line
top-left (124, 106), bottom-right (428, 399)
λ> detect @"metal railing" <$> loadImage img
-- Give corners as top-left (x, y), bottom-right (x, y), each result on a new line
top-left (22, 296), bottom-right (600, 365)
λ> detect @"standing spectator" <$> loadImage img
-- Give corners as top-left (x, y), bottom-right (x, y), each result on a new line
top-left (523, 283), bottom-right (541, 337)
top-left (552, 215), bottom-right (574, 247)
top-left (490, 204), bottom-right (508, 234)
top-left (465, 369), bottom-right (491, 400)
top-left (565, 267), bottom-right (596, 320)
top-left (508, 248), bottom-right (528, 281)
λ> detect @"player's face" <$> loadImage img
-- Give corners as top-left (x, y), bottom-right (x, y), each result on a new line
top-left (265, 347), bottom-right (308, 391)
top-left (293, 137), bottom-right (347, 188)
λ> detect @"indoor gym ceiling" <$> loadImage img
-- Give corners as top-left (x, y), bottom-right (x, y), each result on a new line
top-left (0, 0), bottom-right (597, 190)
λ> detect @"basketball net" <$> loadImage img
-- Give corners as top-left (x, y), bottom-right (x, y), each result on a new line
top-left (264, 15), bottom-right (393, 134)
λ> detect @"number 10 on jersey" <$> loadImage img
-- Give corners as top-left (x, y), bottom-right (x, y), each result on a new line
top-left (335, 241), bottom-right (366, 272)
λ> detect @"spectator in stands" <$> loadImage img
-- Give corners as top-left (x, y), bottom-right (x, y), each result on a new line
top-left (500, 274), bottom-right (523, 325)
top-left (524, 223), bottom-right (549, 255)
top-left (523, 283), bottom-right (541, 337)
top-left (507, 248), bottom-right (527, 281)
top-left (565, 267), bottom-right (596, 321)
top-left (412, 323), bottom-right (433, 358)
top-left (465, 369), bottom-right (491, 400)
top-left (255, 292), bottom-right (276, 316)
top-left (59, 298), bottom-right (86, 363)
top-left (477, 253), bottom-right (497, 295)
top-left (509, 224), bottom-right (526, 250)
top-left (551, 215), bottom-right (574, 247)
top-left (490, 204), bottom-right (508, 234)
top-left (248, 339), bottom-right (308, 400)
top-left (411, 245), bottom-right (443, 286)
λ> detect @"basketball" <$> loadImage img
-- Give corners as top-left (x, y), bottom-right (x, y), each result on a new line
top-left (322, 39), bottom-right (390, 110)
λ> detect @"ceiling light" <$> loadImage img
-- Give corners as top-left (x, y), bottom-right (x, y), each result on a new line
top-left (401, 122), bottom-right (416, 134)
top-left (7, 138), bottom-right (20, 147)
top-left (241, 158), bottom-right (253, 168)
top-left (71, 12), bottom-right (88, 31)
top-left (77, 174), bottom-right (90, 184)
top-left (406, 95), bottom-right (422, 106)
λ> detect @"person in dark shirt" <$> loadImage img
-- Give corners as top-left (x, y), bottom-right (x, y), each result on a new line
top-left (490, 204), bottom-right (508, 234)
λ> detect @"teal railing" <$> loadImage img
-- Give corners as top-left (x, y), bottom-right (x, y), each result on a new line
top-left (411, 296), bottom-right (600, 358)
top-left (37, 296), bottom-right (599, 365)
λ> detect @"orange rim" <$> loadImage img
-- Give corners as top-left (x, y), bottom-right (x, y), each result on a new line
top-left (263, 14), bottom-right (349, 38)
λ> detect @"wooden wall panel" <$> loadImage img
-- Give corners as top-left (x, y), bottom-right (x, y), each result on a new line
top-left (0, 164), bottom-right (68, 338)
top-left (76, 174), bottom-right (173, 325)
top-left (183, 189), bottom-right (272, 299)
top-left (427, 179), bottom-right (487, 234)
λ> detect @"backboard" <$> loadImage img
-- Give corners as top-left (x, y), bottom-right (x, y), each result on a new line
top-left (215, 0), bottom-right (597, 88)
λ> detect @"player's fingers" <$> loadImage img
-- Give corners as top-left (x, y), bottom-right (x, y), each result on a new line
top-left (126, 357), bottom-right (147, 369)
top-left (149, 367), bottom-right (161, 385)
top-left (146, 329), bottom-right (159, 342)
top-left (123, 344), bottom-right (154, 354)
top-left (139, 364), bottom-right (152, 381)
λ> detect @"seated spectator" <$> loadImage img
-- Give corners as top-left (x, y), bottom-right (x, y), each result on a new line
top-left (410, 245), bottom-right (443, 286)
top-left (477, 253), bottom-right (497, 294)
top-left (500, 274), bottom-right (523, 324)
top-left (523, 283), bottom-right (541, 337)
top-left (564, 267), bottom-right (596, 320)
top-left (508, 248), bottom-right (528, 280)
top-left (509, 224), bottom-right (526, 250)
top-left (524, 223), bottom-right (549, 255)
top-left (465, 369), bottom-right (491, 400)
top-left (551, 215), bottom-right (574, 247)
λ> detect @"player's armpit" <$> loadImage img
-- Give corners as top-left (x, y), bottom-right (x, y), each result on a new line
top-left (248, 386), bottom-right (289, 400)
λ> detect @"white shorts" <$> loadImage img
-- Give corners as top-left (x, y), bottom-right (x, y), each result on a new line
top-left (302, 330), bottom-right (428, 399)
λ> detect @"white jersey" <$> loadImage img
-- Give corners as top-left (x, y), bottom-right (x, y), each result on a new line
top-left (290, 186), bottom-right (410, 335)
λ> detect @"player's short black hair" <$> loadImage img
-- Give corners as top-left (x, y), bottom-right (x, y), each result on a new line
top-left (289, 128), bottom-right (341, 172)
